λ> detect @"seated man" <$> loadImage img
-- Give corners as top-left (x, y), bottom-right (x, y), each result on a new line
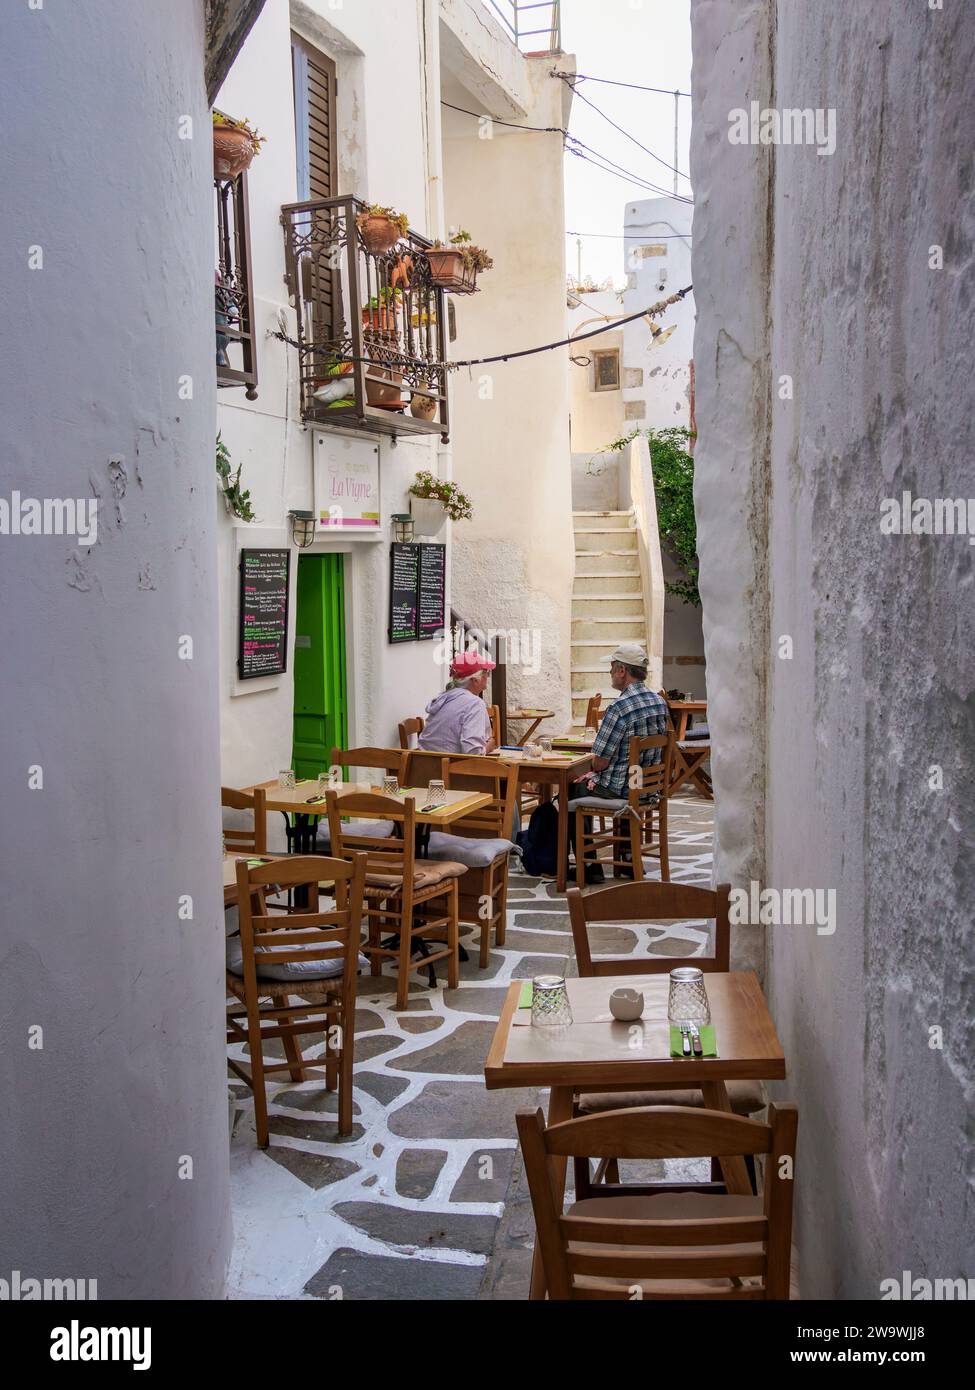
top-left (417, 652), bottom-right (498, 756)
top-left (569, 642), bottom-right (670, 881)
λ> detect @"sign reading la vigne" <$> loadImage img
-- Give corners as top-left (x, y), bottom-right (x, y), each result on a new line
top-left (388, 542), bottom-right (445, 644)
top-left (238, 548), bottom-right (291, 679)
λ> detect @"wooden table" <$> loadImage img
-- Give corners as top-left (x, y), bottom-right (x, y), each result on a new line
top-left (488, 751), bottom-right (593, 892)
top-left (507, 708), bottom-right (555, 746)
top-left (484, 971), bottom-right (786, 1298)
top-left (549, 734), bottom-right (594, 753)
top-left (667, 698), bottom-right (707, 741)
top-left (671, 740), bottom-right (713, 799)
top-left (223, 853), bottom-right (284, 906)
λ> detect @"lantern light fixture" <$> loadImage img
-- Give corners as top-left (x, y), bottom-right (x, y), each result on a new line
top-left (391, 513), bottom-right (415, 544)
top-left (288, 510), bottom-right (317, 548)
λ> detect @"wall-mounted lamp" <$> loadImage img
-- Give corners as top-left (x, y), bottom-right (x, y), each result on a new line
top-left (391, 513), bottom-right (415, 544)
top-left (288, 510), bottom-right (317, 548)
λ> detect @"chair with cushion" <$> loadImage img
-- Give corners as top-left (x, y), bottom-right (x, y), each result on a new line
top-left (222, 785), bottom-right (267, 855)
top-left (567, 880), bottom-right (765, 1123)
top-left (570, 733), bottom-right (673, 887)
top-left (428, 758), bottom-right (519, 968)
top-left (311, 745), bottom-right (406, 850)
top-left (403, 748), bottom-right (450, 790)
top-left (516, 1102), bottom-right (798, 1299)
top-left (227, 853), bottom-right (366, 1144)
top-left (398, 716), bottom-right (424, 750)
top-left (326, 789), bottom-right (465, 1010)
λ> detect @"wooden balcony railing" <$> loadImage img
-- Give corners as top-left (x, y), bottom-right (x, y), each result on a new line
top-left (215, 172), bottom-right (258, 399)
top-left (280, 196), bottom-right (450, 441)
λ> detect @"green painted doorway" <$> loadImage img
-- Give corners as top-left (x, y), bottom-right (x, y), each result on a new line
top-left (293, 553), bottom-right (348, 777)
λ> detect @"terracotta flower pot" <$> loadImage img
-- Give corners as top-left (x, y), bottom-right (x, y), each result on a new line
top-left (358, 214), bottom-right (402, 255)
top-left (426, 247), bottom-right (477, 293)
top-left (365, 367), bottom-right (405, 409)
top-left (410, 393), bottom-right (437, 421)
top-left (213, 125), bottom-right (256, 179)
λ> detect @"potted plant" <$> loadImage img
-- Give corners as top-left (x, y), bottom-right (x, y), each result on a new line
top-left (426, 230), bottom-right (493, 293)
top-left (212, 111), bottom-right (265, 179)
top-left (409, 381), bottom-right (438, 422)
top-left (408, 470), bottom-right (473, 534)
top-left (356, 204), bottom-right (409, 255)
top-left (361, 288), bottom-right (402, 335)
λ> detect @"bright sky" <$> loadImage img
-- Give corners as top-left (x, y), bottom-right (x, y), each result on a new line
top-left (559, 0), bottom-right (692, 289)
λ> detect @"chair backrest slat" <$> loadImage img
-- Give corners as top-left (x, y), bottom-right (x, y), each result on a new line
top-left (398, 717), bottom-right (424, 750)
top-left (445, 757), bottom-right (518, 841)
top-left (516, 1103), bottom-right (798, 1301)
top-left (568, 881), bottom-right (731, 977)
top-left (325, 790), bottom-right (415, 883)
top-left (222, 786), bottom-right (267, 855)
top-left (331, 746), bottom-right (405, 783)
top-left (404, 750), bottom-right (450, 788)
top-left (235, 854), bottom-right (365, 990)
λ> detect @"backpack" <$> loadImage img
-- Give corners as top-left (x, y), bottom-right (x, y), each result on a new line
top-left (516, 799), bottom-right (561, 877)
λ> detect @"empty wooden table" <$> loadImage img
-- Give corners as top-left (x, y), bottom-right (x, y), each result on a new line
top-left (508, 708), bottom-right (555, 746)
top-left (667, 698), bottom-right (707, 742)
top-left (484, 970), bottom-right (786, 1297)
top-left (488, 750), bottom-right (593, 892)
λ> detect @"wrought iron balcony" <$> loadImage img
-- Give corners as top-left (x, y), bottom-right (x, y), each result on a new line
top-left (484, 0), bottom-right (562, 54)
top-left (215, 172), bottom-right (258, 399)
top-left (280, 196), bottom-right (449, 441)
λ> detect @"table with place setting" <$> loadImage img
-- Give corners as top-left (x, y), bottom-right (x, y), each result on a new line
top-left (486, 746), bottom-right (593, 891)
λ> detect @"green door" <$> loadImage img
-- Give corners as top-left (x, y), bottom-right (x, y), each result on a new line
top-left (293, 554), bottom-right (348, 778)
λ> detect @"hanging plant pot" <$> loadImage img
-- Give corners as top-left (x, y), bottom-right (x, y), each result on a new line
top-left (409, 495), bottom-right (447, 536)
top-left (410, 392), bottom-right (438, 422)
top-left (426, 248), bottom-right (478, 294)
top-left (357, 213), bottom-right (403, 255)
top-left (213, 125), bottom-right (257, 179)
top-left (365, 366), bottom-right (405, 410)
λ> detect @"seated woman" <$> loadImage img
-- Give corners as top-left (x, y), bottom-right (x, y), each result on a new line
top-left (417, 653), bottom-right (497, 755)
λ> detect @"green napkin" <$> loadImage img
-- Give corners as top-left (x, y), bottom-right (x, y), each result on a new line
top-left (518, 981), bottom-right (534, 1008)
top-left (669, 1024), bottom-right (717, 1057)
top-left (246, 858), bottom-right (266, 867)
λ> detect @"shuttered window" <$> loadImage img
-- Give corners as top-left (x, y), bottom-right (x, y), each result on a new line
top-left (291, 33), bottom-right (337, 202)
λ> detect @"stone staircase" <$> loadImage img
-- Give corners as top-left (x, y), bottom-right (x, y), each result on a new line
top-left (571, 509), bottom-right (648, 729)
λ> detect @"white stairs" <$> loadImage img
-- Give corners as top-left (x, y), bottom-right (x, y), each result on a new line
top-left (570, 510), bottom-right (648, 729)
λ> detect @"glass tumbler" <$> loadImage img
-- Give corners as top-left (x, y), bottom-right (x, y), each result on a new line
top-left (427, 779), bottom-right (446, 806)
top-left (667, 967), bottom-right (711, 1026)
top-left (318, 771), bottom-right (332, 796)
top-left (279, 768), bottom-right (296, 790)
top-left (531, 975), bottom-right (574, 1028)
top-left (382, 774), bottom-right (399, 796)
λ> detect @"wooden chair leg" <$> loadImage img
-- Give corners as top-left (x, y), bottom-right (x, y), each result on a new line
top-left (336, 1015), bottom-right (353, 1136)
top-left (279, 995), bottom-right (306, 1083)
top-left (629, 812), bottom-right (644, 882)
top-left (246, 1011), bottom-right (270, 1148)
top-left (369, 903), bottom-right (382, 977)
top-left (496, 869), bottom-right (508, 948)
top-left (447, 882), bottom-right (460, 990)
top-left (478, 877), bottom-right (492, 970)
top-left (575, 808), bottom-right (586, 887)
top-left (658, 802), bottom-right (670, 882)
top-left (395, 905), bottom-right (412, 1012)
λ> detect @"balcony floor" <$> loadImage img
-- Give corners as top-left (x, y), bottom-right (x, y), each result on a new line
top-left (228, 789), bottom-right (719, 1300)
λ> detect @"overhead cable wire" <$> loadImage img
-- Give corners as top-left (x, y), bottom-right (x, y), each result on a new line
top-left (557, 73), bottom-right (691, 184)
top-left (554, 70), bottom-right (692, 99)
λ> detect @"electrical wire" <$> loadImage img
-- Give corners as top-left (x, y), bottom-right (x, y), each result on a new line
top-left (558, 74), bottom-right (691, 184)
top-left (567, 230), bottom-right (692, 240)
top-left (554, 70), bottom-right (692, 100)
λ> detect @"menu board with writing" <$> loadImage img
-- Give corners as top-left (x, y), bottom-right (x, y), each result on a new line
top-left (418, 543), bottom-right (446, 639)
top-left (388, 543), bottom-right (446, 643)
top-left (238, 548), bottom-right (290, 679)
top-left (388, 543), bottom-right (420, 644)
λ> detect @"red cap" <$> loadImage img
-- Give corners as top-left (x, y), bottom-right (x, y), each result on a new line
top-left (450, 652), bottom-right (496, 679)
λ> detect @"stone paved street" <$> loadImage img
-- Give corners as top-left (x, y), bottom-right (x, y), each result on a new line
top-left (227, 788), bottom-right (714, 1299)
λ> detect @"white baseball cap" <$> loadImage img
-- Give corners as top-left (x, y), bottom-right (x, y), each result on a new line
top-left (605, 642), bottom-right (649, 668)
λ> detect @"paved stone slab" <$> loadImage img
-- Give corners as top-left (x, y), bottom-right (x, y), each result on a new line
top-left (449, 1147), bottom-right (516, 1204)
top-left (353, 1070), bottom-right (410, 1106)
top-left (458, 951), bottom-right (505, 980)
top-left (268, 1115), bottom-right (365, 1145)
top-left (387, 1020), bottom-right (495, 1075)
top-left (388, 1081), bottom-right (524, 1140)
top-left (442, 986), bottom-right (508, 1017)
top-left (265, 1147), bottom-right (359, 1190)
top-left (399, 1016), bottom-right (444, 1034)
top-left (334, 1202), bottom-right (498, 1255)
top-left (305, 1248), bottom-right (484, 1301)
top-left (353, 1009), bottom-right (385, 1033)
top-left (354, 1034), bottom-right (403, 1062)
top-left (503, 928), bottom-right (573, 954)
top-left (509, 953), bottom-right (571, 980)
top-left (395, 1148), bottom-right (447, 1199)
top-left (274, 1086), bottom-right (362, 1117)
top-left (646, 935), bottom-right (706, 956)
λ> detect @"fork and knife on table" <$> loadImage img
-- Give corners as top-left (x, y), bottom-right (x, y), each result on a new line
top-left (677, 1021), bottom-right (704, 1057)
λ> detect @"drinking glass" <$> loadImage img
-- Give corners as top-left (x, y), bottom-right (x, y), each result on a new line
top-left (317, 772), bottom-right (331, 795)
top-left (584, 726), bottom-right (597, 741)
top-left (667, 967), bottom-right (711, 1025)
top-left (427, 779), bottom-right (446, 807)
top-left (382, 774), bottom-right (399, 796)
top-left (539, 737), bottom-right (552, 754)
top-left (279, 768), bottom-right (296, 790)
top-left (531, 975), bottom-right (573, 1027)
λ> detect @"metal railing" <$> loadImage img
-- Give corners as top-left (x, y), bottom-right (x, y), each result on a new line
top-left (280, 196), bottom-right (450, 441)
top-left (484, 0), bottom-right (561, 54)
top-left (215, 172), bottom-right (258, 399)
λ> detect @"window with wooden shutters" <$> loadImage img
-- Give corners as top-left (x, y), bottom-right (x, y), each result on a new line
top-left (291, 33), bottom-right (338, 340)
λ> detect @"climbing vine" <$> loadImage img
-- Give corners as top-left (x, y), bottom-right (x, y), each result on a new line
top-left (216, 432), bottom-right (256, 523)
top-left (596, 426), bottom-right (700, 607)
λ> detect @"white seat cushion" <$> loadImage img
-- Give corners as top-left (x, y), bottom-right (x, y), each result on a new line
top-left (568, 796), bottom-right (627, 812)
top-left (426, 832), bottom-right (517, 868)
top-left (226, 936), bottom-right (369, 982)
top-left (316, 818), bottom-right (396, 849)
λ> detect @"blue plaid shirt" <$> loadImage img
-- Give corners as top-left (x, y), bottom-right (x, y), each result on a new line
top-left (589, 683), bottom-right (670, 795)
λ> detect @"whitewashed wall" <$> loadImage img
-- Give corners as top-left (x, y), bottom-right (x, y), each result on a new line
top-left (691, 0), bottom-right (975, 1298)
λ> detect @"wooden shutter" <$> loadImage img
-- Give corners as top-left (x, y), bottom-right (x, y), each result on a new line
top-left (292, 32), bottom-right (337, 201)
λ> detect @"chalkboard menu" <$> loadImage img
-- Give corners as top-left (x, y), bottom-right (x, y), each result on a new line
top-left (388, 542), bottom-right (446, 643)
top-left (238, 548), bottom-right (291, 679)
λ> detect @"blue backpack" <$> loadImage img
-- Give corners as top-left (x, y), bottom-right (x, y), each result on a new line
top-left (516, 800), bottom-right (561, 877)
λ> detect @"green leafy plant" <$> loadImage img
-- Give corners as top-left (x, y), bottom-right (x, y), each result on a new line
top-left (212, 110), bottom-right (265, 157)
top-left (408, 469), bottom-right (473, 522)
top-left (431, 231), bottom-right (493, 274)
top-left (357, 204), bottom-right (410, 237)
top-left (598, 425), bottom-right (699, 606)
top-left (216, 432), bottom-right (256, 523)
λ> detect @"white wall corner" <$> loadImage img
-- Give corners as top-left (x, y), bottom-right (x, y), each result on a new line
top-left (629, 436), bottom-right (665, 689)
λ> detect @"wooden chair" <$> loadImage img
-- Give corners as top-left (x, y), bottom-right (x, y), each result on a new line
top-left (571, 733), bottom-right (673, 887)
top-left (403, 748), bottom-right (450, 789)
top-left (487, 704), bottom-right (501, 746)
top-left (583, 694), bottom-right (602, 729)
top-left (398, 717), bottom-right (424, 750)
top-left (222, 786), bottom-right (267, 855)
top-left (227, 853), bottom-right (366, 1144)
top-left (326, 789), bottom-right (465, 1010)
top-left (567, 880), bottom-right (764, 1122)
top-left (331, 745), bottom-right (405, 782)
top-left (516, 1102), bottom-right (798, 1299)
top-left (431, 758), bottom-right (519, 967)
